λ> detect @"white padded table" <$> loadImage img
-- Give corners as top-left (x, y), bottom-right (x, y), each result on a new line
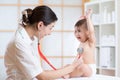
top-left (57, 75), bottom-right (120, 80)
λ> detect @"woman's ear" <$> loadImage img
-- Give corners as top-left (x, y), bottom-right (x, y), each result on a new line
top-left (37, 21), bottom-right (44, 31)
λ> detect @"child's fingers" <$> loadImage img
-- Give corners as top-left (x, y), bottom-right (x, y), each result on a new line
top-left (73, 55), bottom-right (79, 63)
top-left (77, 56), bottom-right (83, 63)
top-left (79, 9), bottom-right (92, 20)
top-left (73, 55), bottom-right (83, 67)
top-left (72, 54), bottom-right (81, 67)
top-left (76, 57), bottom-right (84, 69)
top-left (87, 9), bottom-right (92, 13)
top-left (86, 9), bottom-right (92, 18)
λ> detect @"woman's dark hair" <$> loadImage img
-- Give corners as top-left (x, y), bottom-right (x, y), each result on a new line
top-left (75, 19), bottom-right (87, 30)
top-left (22, 5), bottom-right (58, 27)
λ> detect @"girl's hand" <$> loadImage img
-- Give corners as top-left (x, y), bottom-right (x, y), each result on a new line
top-left (79, 9), bottom-right (92, 20)
top-left (85, 9), bottom-right (92, 19)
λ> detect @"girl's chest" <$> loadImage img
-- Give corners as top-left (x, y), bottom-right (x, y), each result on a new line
top-left (81, 43), bottom-right (95, 54)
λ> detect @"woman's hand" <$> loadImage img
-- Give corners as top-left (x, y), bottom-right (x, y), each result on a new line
top-left (64, 56), bottom-right (83, 78)
top-left (72, 54), bottom-right (83, 69)
top-left (63, 74), bottom-right (70, 79)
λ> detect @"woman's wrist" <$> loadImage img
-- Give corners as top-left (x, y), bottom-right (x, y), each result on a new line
top-left (71, 63), bottom-right (77, 71)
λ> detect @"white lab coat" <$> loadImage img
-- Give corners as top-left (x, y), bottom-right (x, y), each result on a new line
top-left (4, 25), bottom-right (43, 80)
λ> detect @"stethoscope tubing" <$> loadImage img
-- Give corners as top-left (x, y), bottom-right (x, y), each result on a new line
top-left (38, 43), bottom-right (57, 70)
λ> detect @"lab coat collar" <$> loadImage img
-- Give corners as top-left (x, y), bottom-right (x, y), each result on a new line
top-left (17, 25), bottom-right (34, 45)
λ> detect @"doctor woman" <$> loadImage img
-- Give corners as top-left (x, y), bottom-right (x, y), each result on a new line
top-left (4, 5), bottom-right (82, 80)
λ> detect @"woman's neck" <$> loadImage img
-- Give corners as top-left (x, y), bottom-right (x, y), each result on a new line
top-left (24, 26), bottom-right (35, 40)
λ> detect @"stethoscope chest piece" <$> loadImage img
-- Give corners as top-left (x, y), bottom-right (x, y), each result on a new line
top-left (77, 47), bottom-right (84, 54)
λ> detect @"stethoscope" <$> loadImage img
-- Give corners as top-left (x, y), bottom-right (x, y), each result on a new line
top-left (19, 27), bottom-right (57, 70)
top-left (77, 47), bottom-right (84, 58)
top-left (38, 42), bottom-right (57, 70)
top-left (38, 42), bottom-right (84, 70)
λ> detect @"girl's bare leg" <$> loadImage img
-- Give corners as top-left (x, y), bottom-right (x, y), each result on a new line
top-left (70, 64), bottom-right (92, 78)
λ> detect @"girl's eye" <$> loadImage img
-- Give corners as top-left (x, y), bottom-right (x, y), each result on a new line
top-left (74, 30), bottom-right (77, 33)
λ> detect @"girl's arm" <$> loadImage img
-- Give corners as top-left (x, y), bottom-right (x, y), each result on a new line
top-left (36, 55), bottom-right (82, 80)
top-left (86, 9), bottom-right (96, 44)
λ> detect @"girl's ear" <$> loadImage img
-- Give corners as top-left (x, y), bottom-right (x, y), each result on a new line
top-left (37, 21), bottom-right (44, 31)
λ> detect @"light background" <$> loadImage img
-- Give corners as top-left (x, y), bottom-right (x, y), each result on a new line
top-left (1, 0), bottom-right (119, 79)
top-left (0, 0), bottom-right (88, 79)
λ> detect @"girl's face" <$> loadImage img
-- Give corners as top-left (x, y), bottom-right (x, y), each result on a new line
top-left (74, 26), bottom-right (88, 42)
top-left (38, 22), bottom-right (56, 39)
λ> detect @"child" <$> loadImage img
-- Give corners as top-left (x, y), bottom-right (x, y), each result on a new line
top-left (70, 9), bottom-right (96, 77)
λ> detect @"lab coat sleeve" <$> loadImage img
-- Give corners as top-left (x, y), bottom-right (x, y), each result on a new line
top-left (14, 40), bottom-right (43, 80)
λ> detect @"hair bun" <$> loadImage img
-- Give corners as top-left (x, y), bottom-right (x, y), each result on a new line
top-left (22, 8), bottom-right (32, 26)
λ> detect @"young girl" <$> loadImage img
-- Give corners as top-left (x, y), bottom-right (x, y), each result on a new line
top-left (70, 9), bottom-right (96, 77)
top-left (4, 5), bottom-right (82, 80)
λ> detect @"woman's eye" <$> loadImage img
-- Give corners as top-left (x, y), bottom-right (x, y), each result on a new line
top-left (50, 28), bottom-right (52, 30)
